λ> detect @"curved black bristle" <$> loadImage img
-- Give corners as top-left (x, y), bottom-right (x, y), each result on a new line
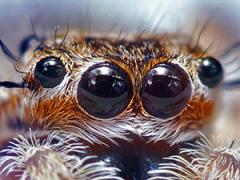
top-left (222, 79), bottom-right (240, 89)
top-left (0, 81), bottom-right (29, 88)
top-left (0, 40), bottom-right (19, 62)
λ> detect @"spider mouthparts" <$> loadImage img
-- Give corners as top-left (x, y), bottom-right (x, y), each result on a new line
top-left (87, 134), bottom-right (189, 180)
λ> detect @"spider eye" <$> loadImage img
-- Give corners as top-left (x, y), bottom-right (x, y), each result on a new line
top-left (198, 57), bottom-right (223, 88)
top-left (141, 62), bottom-right (192, 119)
top-left (77, 62), bottom-right (132, 118)
top-left (34, 56), bottom-right (66, 88)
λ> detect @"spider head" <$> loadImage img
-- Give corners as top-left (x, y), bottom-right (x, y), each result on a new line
top-left (0, 34), bottom-right (223, 179)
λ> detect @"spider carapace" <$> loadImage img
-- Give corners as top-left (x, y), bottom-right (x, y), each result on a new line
top-left (0, 32), bottom-right (224, 180)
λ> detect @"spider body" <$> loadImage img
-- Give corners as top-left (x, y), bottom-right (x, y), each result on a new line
top-left (0, 32), bottom-right (225, 179)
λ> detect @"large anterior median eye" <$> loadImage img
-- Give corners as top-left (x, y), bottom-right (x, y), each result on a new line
top-left (34, 56), bottom-right (67, 88)
top-left (141, 62), bottom-right (192, 119)
top-left (77, 62), bottom-right (133, 118)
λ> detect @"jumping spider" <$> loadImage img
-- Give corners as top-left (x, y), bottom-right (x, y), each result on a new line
top-left (0, 28), bottom-right (239, 180)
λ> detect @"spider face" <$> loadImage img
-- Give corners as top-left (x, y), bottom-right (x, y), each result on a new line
top-left (21, 35), bottom-right (220, 141)
top-left (0, 33), bottom-right (223, 179)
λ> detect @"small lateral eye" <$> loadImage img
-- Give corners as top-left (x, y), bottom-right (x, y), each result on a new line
top-left (198, 57), bottom-right (223, 88)
top-left (77, 62), bottom-right (133, 119)
top-left (141, 62), bottom-right (192, 119)
top-left (34, 56), bottom-right (67, 88)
